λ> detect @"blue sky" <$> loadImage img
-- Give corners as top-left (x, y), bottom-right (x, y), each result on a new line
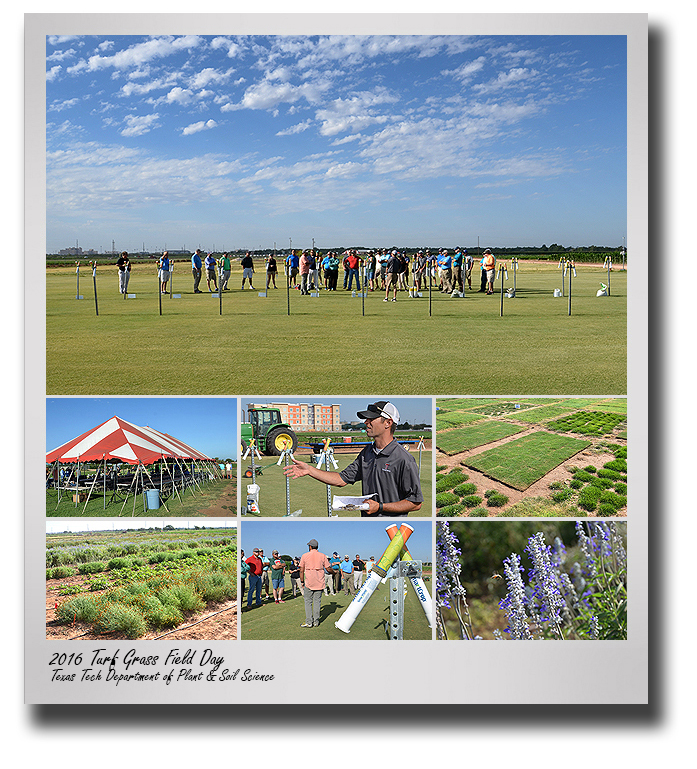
top-left (244, 397), bottom-right (432, 426)
top-left (46, 34), bottom-right (627, 253)
top-left (46, 397), bottom-right (237, 459)
top-left (239, 519), bottom-right (432, 563)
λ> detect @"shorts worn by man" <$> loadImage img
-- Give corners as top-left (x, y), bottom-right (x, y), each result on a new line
top-left (299, 539), bottom-right (335, 628)
top-left (283, 401), bottom-right (423, 516)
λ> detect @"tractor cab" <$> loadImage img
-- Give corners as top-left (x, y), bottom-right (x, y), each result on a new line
top-left (241, 407), bottom-right (298, 456)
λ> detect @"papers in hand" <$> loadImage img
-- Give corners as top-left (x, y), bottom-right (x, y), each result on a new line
top-left (332, 494), bottom-right (376, 511)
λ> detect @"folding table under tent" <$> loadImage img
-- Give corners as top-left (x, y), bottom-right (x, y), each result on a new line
top-left (46, 416), bottom-right (219, 515)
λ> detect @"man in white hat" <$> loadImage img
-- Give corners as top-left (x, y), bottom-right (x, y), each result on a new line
top-left (283, 401), bottom-right (423, 516)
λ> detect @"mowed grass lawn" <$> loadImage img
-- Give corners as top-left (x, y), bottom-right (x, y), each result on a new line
top-left (46, 262), bottom-right (627, 394)
top-left (464, 431), bottom-right (591, 490)
top-left (46, 479), bottom-right (235, 517)
top-left (242, 449), bottom-right (432, 517)
top-left (241, 573), bottom-right (432, 640)
top-left (436, 421), bottom-right (525, 454)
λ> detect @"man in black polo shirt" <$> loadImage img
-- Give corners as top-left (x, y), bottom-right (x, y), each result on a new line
top-left (283, 401), bottom-right (423, 516)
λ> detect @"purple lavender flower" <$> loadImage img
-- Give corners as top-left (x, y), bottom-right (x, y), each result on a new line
top-left (499, 552), bottom-right (534, 640)
top-left (525, 532), bottom-right (566, 638)
top-left (435, 521), bottom-right (466, 610)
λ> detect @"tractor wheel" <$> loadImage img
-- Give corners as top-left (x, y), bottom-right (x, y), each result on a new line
top-left (241, 439), bottom-right (248, 454)
top-left (266, 427), bottom-right (298, 456)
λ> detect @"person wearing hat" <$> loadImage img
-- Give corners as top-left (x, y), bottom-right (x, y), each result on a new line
top-left (289, 557), bottom-right (303, 598)
top-left (383, 251), bottom-right (402, 302)
top-left (116, 251), bottom-right (131, 294)
top-left (329, 551), bottom-right (342, 594)
top-left (283, 401), bottom-right (423, 516)
top-left (298, 538), bottom-right (336, 628)
top-left (244, 548), bottom-right (264, 609)
top-left (340, 555), bottom-right (355, 595)
top-left (270, 550), bottom-right (286, 604)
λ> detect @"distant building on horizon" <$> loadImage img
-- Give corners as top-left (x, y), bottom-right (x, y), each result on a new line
top-left (246, 402), bottom-right (341, 432)
top-left (56, 246), bottom-right (99, 256)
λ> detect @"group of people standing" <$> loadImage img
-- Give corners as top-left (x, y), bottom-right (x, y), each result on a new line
top-left (114, 247), bottom-right (499, 299)
top-left (241, 541), bottom-right (377, 628)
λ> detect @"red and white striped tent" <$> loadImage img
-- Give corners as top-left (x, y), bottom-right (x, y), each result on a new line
top-left (46, 416), bottom-right (211, 465)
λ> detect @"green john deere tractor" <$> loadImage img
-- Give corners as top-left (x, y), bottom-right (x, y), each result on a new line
top-left (241, 407), bottom-right (298, 456)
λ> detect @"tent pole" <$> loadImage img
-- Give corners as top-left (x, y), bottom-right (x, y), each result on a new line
top-left (166, 458), bottom-right (185, 505)
top-left (119, 466), bottom-right (139, 516)
top-left (103, 457), bottom-right (106, 510)
top-left (81, 463), bottom-right (100, 515)
top-left (75, 458), bottom-right (80, 507)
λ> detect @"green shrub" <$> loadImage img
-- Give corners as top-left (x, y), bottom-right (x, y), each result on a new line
top-left (467, 507), bottom-right (489, 517)
top-left (56, 595), bottom-right (99, 624)
top-left (436, 492), bottom-right (460, 508)
top-left (573, 470), bottom-right (594, 483)
top-left (107, 557), bottom-right (131, 570)
top-left (436, 504), bottom-right (463, 517)
top-left (88, 578), bottom-right (109, 592)
top-left (436, 465), bottom-right (446, 472)
top-left (589, 477), bottom-right (614, 489)
top-left (604, 458), bottom-right (627, 473)
top-left (78, 561), bottom-right (105, 574)
top-left (599, 490), bottom-right (627, 510)
top-left (578, 485), bottom-right (603, 512)
top-left (486, 493), bottom-right (509, 507)
top-left (453, 483), bottom-right (477, 496)
top-left (597, 468), bottom-right (622, 480)
top-left (614, 482), bottom-right (628, 495)
top-left (597, 503), bottom-right (617, 517)
top-left (583, 465), bottom-right (597, 473)
top-left (569, 479), bottom-right (584, 490)
top-left (94, 603), bottom-right (148, 638)
top-left (47, 566), bottom-right (76, 579)
top-left (460, 495), bottom-right (483, 508)
top-left (548, 481), bottom-right (565, 490)
top-left (551, 489), bottom-right (573, 503)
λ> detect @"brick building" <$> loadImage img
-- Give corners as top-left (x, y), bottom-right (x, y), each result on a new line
top-left (247, 402), bottom-right (341, 432)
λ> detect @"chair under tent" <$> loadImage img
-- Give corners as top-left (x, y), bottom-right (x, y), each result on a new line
top-left (46, 415), bottom-right (223, 515)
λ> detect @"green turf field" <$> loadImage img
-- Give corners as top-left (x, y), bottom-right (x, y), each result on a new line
top-left (45, 261), bottom-right (627, 394)
top-left (46, 479), bottom-right (235, 517)
top-left (241, 449), bottom-right (432, 517)
top-left (436, 421), bottom-right (525, 455)
top-left (241, 573), bottom-right (432, 640)
top-left (464, 432), bottom-right (592, 490)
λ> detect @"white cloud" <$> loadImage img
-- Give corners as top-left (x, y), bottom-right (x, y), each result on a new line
top-left (46, 66), bottom-right (62, 82)
top-left (165, 87), bottom-right (195, 105)
top-left (473, 68), bottom-right (539, 94)
top-left (121, 114), bottom-right (160, 137)
top-left (47, 97), bottom-right (80, 112)
top-left (46, 141), bottom-right (247, 214)
top-left (83, 36), bottom-right (204, 73)
top-left (229, 79), bottom-right (327, 111)
top-left (210, 37), bottom-right (242, 59)
top-left (276, 120), bottom-right (312, 136)
top-left (47, 48), bottom-right (77, 63)
top-left (443, 57), bottom-right (486, 82)
top-left (316, 88), bottom-right (398, 136)
top-left (182, 120), bottom-right (218, 136)
top-left (47, 35), bottom-right (82, 46)
top-left (190, 68), bottom-right (235, 89)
